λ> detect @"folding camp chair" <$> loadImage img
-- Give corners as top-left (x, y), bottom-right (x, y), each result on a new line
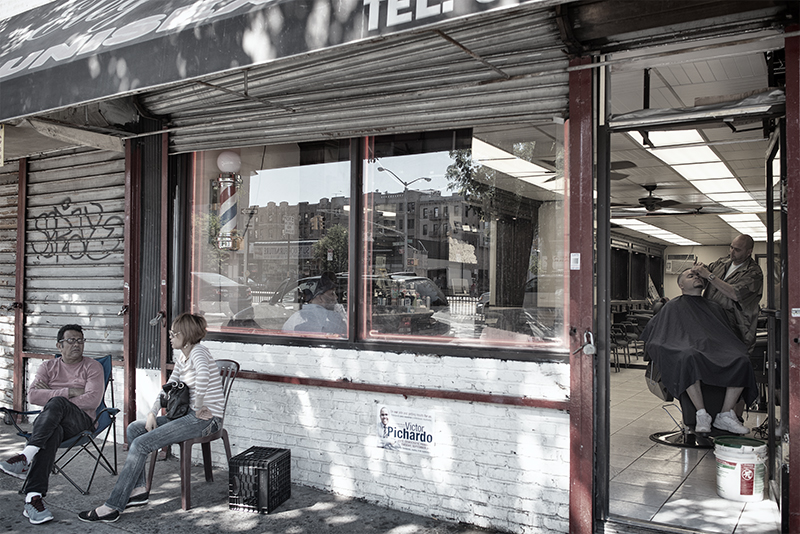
top-left (0, 354), bottom-right (119, 494)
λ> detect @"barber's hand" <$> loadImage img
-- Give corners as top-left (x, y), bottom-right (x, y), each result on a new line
top-left (196, 406), bottom-right (213, 420)
top-left (31, 381), bottom-right (51, 390)
top-left (691, 262), bottom-right (710, 279)
top-left (145, 412), bottom-right (157, 432)
top-left (68, 388), bottom-right (85, 398)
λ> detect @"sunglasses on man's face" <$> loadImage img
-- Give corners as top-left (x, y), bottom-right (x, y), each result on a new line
top-left (60, 338), bottom-right (85, 345)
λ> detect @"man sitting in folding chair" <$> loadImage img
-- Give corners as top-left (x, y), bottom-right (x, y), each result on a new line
top-left (0, 324), bottom-right (104, 525)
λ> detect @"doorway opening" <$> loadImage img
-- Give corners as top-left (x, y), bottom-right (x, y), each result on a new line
top-left (597, 37), bottom-right (788, 533)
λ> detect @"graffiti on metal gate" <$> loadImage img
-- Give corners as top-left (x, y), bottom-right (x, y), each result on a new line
top-left (31, 198), bottom-right (123, 262)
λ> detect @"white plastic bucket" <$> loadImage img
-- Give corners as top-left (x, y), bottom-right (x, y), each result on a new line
top-left (714, 436), bottom-right (767, 502)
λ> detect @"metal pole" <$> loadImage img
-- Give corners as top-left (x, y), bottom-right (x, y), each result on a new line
top-left (404, 186), bottom-right (409, 270)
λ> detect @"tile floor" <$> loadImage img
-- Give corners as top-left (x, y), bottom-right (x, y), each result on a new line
top-left (609, 366), bottom-right (782, 533)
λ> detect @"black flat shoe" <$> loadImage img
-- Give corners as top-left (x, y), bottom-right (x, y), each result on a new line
top-left (78, 508), bottom-right (120, 523)
top-left (126, 492), bottom-right (149, 507)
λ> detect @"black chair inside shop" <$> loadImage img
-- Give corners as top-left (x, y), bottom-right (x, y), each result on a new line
top-left (649, 379), bottom-right (733, 449)
top-left (0, 355), bottom-right (119, 494)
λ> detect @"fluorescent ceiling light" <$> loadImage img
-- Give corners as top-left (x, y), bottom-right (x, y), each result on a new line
top-left (610, 218), bottom-right (700, 246)
top-left (630, 128), bottom-right (764, 225)
top-left (692, 179), bottom-right (745, 194)
top-left (672, 162), bottom-right (734, 180)
top-left (650, 146), bottom-right (718, 165)
top-left (472, 138), bottom-right (561, 192)
top-left (719, 213), bottom-right (768, 240)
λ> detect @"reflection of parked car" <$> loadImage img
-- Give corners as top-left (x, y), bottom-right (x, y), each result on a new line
top-left (193, 272), bottom-right (252, 316)
top-left (250, 273), bottom-right (449, 335)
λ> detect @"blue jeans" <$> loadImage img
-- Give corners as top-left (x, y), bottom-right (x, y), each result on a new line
top-left (105, 410), bottom-right (220, 511)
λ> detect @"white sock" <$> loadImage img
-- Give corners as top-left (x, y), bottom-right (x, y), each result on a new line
top-left (696, 409), bottom-right (708, 416)
top-left (21, 446), bottom-right (40, 464)
top-left (25, 492), bottom-right (41, 503)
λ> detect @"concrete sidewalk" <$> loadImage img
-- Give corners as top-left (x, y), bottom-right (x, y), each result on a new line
top-left (0, 421), bottom-right (501, 534)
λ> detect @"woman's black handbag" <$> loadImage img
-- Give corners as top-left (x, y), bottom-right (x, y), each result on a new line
top-left (160, 381), bottom-right (191, 420)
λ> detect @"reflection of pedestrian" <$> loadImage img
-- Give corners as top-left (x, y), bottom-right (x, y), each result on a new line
top-left (377, 407), bottom-right (398, 450)
top-left (282, 272), bottom-right (346, 335)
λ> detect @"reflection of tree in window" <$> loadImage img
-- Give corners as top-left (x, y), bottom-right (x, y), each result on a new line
top-left (445, 146), bottom-right (541, 309)
top-left (312, 224), bottom-right (348, 273)
top-left (197, 212), bottom-right (232, 271)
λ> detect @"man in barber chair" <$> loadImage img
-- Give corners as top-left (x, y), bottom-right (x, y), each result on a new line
top-left (640, 269), bottom-right (758, 435)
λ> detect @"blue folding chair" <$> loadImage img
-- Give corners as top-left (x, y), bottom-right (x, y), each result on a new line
top-left (1, 355), bottom-right (119, 494)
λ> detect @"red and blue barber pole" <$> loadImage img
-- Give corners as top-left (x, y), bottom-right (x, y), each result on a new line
top-left (216, 151), bottom-right (241, 250)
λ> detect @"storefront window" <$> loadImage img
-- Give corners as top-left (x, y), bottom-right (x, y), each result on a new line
top-left (188, 125), bottom-right (567, 350)
top-left (189, 141), bottom-right (350, 338)
top-left (362, 126), bottom-right (567, 348)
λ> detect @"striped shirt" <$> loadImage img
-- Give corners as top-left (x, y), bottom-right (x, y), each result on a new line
top-left (151, 344), bottom-right (226, 419)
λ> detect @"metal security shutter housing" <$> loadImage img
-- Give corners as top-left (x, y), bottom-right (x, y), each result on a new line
top-left (23, 149), bottom-right (125, 358)
top-left (0, 161), bottom-right (19, 405)
top-left (140, 5), bottom-right (571, 153)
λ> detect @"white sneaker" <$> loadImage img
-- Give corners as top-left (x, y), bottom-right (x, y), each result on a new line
top-left (695, 410), bottom-right (712, 434)
top-left (713, 411), bottom-right (749, 434)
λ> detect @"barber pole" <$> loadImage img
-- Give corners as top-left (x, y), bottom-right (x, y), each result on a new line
top-left (215, 150), bottom-right (243, 250)
top-left (216, 173), bottom-right (238, 250)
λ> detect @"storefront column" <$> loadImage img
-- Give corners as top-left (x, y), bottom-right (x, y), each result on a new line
top-left (12, 158), bottom-right (27, 412)
top-left (568, 55), bottom-right (595, 534)
top-left (784, 25), bottom-right (800, 534)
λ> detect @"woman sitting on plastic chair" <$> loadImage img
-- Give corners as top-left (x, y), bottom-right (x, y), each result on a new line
top-left (79, 313), bottom-right (225, 523)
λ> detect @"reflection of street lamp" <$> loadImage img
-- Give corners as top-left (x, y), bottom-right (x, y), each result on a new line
top-left (377, 167), bottom-right (431, 269)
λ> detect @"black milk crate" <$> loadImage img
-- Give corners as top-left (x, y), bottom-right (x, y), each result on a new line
top-left (229, 447), bottom-right (291, 513)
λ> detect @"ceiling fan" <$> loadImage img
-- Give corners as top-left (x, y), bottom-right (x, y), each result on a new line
top-left (611, 184), bottom-right (733, 217)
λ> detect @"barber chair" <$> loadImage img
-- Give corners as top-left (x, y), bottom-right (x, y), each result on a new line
top-left (649, 384), bottom-right (728, 449)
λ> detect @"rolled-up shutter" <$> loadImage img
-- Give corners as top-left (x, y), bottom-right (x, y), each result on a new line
top-left (140, 5), bottom-right (571, 153)
top-left (0, 161), bottom-right (19, 404)
top-left (24, 148), bottom-right (125, 358)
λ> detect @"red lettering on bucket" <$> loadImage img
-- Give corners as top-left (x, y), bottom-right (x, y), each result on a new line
top-left (740, 463), bottom-right (755, 495)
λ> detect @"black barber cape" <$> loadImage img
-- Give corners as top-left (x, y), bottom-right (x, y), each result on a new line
top-left (640, 295), bottom-right (758, 405)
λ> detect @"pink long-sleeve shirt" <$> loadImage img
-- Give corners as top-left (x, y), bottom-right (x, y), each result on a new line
top-left (28, 357), bottom-right (105, 423)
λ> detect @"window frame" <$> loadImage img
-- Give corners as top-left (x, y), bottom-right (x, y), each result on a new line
top-left (188, 133), bottom-right (570, 362)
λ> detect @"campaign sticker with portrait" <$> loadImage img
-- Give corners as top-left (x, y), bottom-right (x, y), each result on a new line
top-left (375, 405), bottom-right (435, 454)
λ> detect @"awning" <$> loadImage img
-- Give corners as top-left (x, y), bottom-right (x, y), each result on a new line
top-left (0, 0), bottom-right (563, 122)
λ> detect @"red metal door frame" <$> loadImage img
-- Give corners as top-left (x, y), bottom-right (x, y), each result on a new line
top-left (784, 27), bottom-right (800, 534)
top-left (568, 56), bottom-right (595, 534)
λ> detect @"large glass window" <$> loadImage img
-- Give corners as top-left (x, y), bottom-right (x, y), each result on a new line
top-left (189, 141), bottom-right (350, 338)
top-left (188, 124), bottom-right (567, 350)
top-left (363, 126), bottom-right (567, 349)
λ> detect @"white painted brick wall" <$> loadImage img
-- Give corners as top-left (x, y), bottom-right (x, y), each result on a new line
top-left (19, 344), bottom-right (571, 534)
top-left (206, 341), bottom-right (571, 534)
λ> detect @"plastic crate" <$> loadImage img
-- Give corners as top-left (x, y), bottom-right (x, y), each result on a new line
top-left (229, 447), bottom-right (291, 513)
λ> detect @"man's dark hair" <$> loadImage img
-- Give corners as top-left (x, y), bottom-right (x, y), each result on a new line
top-left (57, 324), bottom-right (83, 342)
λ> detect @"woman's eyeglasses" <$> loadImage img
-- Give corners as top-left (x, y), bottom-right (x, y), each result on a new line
top-left (169, 330), bottom-right (182, 338)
